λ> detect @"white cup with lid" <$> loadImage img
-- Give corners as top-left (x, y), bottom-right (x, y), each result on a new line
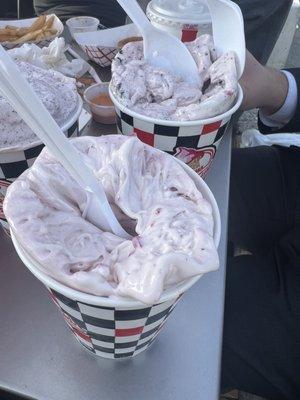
top-left (66, 16), bottom-right (100, 39)
top-left (147, 0), bottom-right (246, 78)
top-left (146, 0), bottom-right (212, 42)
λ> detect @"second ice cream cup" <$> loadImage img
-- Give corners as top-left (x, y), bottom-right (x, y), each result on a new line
top-left (10, 157), bottom-right (221, 360)
top-left (109, 85), bottom-right (243, 178)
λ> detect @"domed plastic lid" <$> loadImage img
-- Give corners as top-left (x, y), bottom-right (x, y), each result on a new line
top-left (148, 0), bottom-right (211, 24)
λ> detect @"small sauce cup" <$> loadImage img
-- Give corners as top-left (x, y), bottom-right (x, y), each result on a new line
top-left (66, 16), bottom-right (99, 39)
top-left (84, 82), bottom-right (117, 124)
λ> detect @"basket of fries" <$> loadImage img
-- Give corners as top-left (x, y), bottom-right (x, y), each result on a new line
top-left (0, 14), bottom-right (63, 50)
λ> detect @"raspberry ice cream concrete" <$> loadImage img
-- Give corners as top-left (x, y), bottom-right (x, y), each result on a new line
top-left (0, 61), bottom-right (78, 149)
top-left (4, 135), bottom-right (219, 304)
top-left (110, 35), bottom-right (237, 121)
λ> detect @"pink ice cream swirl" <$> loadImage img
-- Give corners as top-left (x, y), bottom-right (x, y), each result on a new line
top-left (111, 34), bottom-right (238, 121)
top-left (4, 136), bottom-right (219, 304)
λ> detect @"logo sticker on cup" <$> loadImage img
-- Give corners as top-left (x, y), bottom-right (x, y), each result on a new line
top-left (62, 311), bottom-right (93, 346)
top-left (181, 24), bottom-right (199, 42)
top-left (175, 146), bottom-right (216, 176)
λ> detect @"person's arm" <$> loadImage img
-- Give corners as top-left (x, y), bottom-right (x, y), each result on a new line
top-left (240, 51), bottom-right (300, 133)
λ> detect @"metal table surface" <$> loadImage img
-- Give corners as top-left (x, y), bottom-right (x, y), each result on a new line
top-left (0, 117), bottom-right (231, 400)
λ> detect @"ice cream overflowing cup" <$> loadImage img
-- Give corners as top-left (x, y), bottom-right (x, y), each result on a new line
top-left (0, 97), bottom-right (82, 234)
top-left (10, 157), bottom-right (221, 360)
top-left (109, 84), bottom-right (243, 177)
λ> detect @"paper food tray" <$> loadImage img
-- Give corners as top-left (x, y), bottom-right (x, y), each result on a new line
top-left (0, 14), bottom-right (64, 50)
top-left (74, 24), bottom-right (140, 68)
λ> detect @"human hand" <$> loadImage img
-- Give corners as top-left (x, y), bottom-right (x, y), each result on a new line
top-left (239, 51), bottom-right (288, 114)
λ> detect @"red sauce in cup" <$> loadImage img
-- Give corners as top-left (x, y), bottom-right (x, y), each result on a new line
top-left (90, 93), bottom-right (114, 107)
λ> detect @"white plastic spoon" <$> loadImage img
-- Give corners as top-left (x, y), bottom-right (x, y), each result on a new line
top-left (206, 0), bottom-right (245, 78)
top-left (0, 45), bottom-right (131, 239)
top-left (116, 0), bottom-right (200, 85)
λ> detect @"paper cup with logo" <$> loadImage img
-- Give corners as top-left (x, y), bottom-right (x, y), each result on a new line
top-left (146, 0), bottom-right (212, 42)
top-left (10, 157), bottom-right (221, 359)
top-left (0, 97), bottom-right (82, 234)
top-left (109, 84), bottom-right (243, 177)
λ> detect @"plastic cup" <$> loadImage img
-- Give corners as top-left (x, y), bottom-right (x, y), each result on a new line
top-left (84, 82), bottom-right (117, 124)
top-left (10, 156), bottom-right (221, 359)
top-left (0, 99), bottom-right (82, 234)
top-left (109, 84), bottom-right (243, 177)
top-left (146, 0), bottom-right (212, 42)
top-left (66, 16), bottom-right (99, 40)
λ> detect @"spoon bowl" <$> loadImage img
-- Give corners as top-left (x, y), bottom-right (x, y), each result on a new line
top-left (116, 0), bottom-right (200, 85)
top-left (206, 0), bottom-right (245, 78)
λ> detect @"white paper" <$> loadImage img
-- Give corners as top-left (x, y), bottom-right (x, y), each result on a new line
top-left (8, 38), bottom-right (89, 78)
top-left (241, 129), bottom-right (300, 148)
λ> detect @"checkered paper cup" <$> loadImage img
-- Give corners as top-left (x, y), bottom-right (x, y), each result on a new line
top-left (109, 85), bottom-right (243, 178)
top-left (10, 158), bottom-right (221, 359)
top-left (0, 97), bottom-right (83, 234)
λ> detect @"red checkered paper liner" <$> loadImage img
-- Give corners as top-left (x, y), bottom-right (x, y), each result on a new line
top-left (48, 288), bottom-right (181, 359)
top-left (84, 45), bottom-right (118, 68)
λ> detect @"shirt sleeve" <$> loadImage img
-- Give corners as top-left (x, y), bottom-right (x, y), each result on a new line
top-left (259, 70), bottom-right (298, 129)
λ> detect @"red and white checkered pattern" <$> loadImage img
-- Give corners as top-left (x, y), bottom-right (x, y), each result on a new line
top-left (47, 288), bottom-right (181, 359)
top-left (84, 45), bottom-right (118, 68)
top-left (115, 105), bottom-right (231, 177)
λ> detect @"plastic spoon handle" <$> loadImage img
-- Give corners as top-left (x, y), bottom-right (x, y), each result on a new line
top-left (0, 46), bottom-right (130, 238)
top-left (115, 0), bottom-right (200, 85)
top-left (206, 0), bottom-right (245, 78)
top-left (116, 0), bottom-right (151, 35)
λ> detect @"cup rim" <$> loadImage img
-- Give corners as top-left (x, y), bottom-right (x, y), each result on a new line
top-left (146, 1), bottom-right (211, 26)
top-left (109, 83), bottom-right (243, 127)
top-left (83, 82), bottom-right (115, 110)
top-left (0, 95), bottom-right (82, 154)
top-left (10, 151), bottom-right (221, 309)
top-left (66, 16), bottom-right (100, 28)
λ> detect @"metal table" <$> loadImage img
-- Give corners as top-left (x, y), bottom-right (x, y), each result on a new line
top-left (0, 116), bottom-right (231, 399)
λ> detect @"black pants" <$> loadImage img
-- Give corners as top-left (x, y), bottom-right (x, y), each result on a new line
top-left (221, 146), bottom-right (300, 400)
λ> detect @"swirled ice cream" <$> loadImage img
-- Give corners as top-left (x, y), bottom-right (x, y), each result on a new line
top-left (0, 61), bottom-right (78, 149)
top-left (110, 35), bottom-right (237, 121)
top-left (4, 135), bottom-right (219, 304)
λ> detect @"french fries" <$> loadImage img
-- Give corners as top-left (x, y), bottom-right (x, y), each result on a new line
top-left (0, 15), bottom-right (58, 44)
top-left (29, 14), bottom-right (46, 31)
top-left (45, 15), bottom-right (55, 29)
